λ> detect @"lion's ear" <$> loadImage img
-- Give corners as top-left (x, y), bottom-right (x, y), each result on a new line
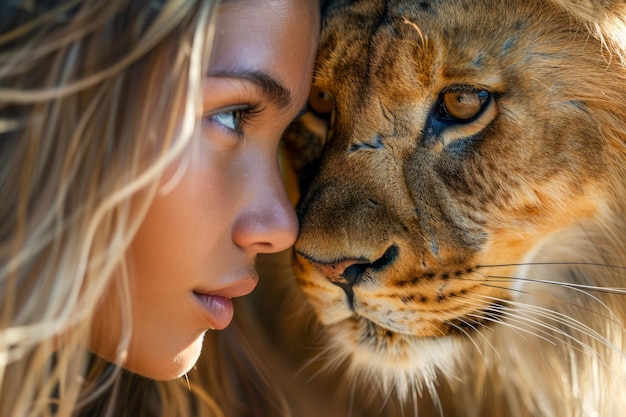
top-left (550, 0), bottom-right (626, 64)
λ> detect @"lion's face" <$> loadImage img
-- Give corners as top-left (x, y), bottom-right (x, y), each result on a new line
top-left (287, 0), bottom-right (619, 381)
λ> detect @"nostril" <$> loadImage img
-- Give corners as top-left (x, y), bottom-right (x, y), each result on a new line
top-left (306, 257), bottom-right (367, 285)
top-left (342, 262), bottom-right (370, 285)
top-left (371, 245), bottom-right (399, 272)
top-left (303, 244), bottom-right (399, 287)
top-left (342, 245), bottom-right (399, 285)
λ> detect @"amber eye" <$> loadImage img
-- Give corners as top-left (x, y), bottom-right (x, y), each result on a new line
top-left (309, 84), bottom-right (334, 115)
top-left (442, 90), bottom-right (489, 120)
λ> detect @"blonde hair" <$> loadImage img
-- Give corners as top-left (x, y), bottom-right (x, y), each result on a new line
top-left (0, 1), bottom-right (291, 416)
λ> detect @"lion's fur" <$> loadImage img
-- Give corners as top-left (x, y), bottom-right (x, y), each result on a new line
top-left (251, 0), bottom-right (626, 416)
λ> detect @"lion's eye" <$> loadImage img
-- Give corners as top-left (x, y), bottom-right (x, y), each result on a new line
top-left (441, 90), bottom-right (489, 121)
top-left (426, 87), bottom-right (498, 148)
top-left (309, 85), bottom-right (335, 116)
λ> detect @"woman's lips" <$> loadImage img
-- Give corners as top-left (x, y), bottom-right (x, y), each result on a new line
top-left (192, 274), bottom-right (258, 330)
top-left (193, 292), bottom-right (234, 330)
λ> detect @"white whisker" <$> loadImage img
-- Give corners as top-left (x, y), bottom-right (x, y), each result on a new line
top-left (486, 275), bottom-right (624, 324)
top-left (487, 274), bottom-right (626, 295)
top-left (477, 261), bottom-right (626, 271)
top-left (476, 294), bottom-right (626, 360)
top-left (444, 319), bottom-right (487, 356)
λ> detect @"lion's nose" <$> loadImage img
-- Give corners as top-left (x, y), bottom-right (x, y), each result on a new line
top-left (307, 245), bottom-right (399, 287)
top-left (312, 258), bottom-right (367, 286)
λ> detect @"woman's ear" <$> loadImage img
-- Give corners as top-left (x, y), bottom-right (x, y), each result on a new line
top-left (550, 0), bottom-right (626, 63)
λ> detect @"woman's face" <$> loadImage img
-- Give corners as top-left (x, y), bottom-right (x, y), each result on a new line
top-left (90, 0), bottom-right (319, 379)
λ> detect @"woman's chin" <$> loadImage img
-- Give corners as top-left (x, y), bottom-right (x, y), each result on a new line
top-left (122, 332), bottom-right (206, 381)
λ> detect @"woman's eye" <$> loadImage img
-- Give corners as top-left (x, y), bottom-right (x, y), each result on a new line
top-left (210, 109), bottom-right (244, 131)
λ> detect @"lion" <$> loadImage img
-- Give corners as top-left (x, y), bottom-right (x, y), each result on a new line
top-left (253, 0), bottom-right (626, 416)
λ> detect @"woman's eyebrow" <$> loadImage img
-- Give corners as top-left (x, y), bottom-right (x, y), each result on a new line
top-left (210, 70), bottom-right (293, 110)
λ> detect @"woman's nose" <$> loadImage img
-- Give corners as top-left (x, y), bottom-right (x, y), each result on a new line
top-left (231, 168), bottom-right (298, 254)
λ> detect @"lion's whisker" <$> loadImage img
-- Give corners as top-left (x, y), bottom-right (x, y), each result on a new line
top-left (457, 291), bottom-right (612, 357)
top-left (444, 319), bottom-right (488, 356)
top-left (486, 274), bottom-right (626, 294)
top-left (453, 296), bottom-right (542, 344)
top-left (477, 276), bottom-right (626, 325)
top-left (469, 270), bottom-right (621, 295)
top-left (475, 294), bottom-right (626, 359)
top-left (466, 309), bottom-right (563, 347)
top-left (476, 261), bottom-right (626, 271)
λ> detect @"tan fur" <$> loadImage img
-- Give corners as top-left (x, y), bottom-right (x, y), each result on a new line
top-left (259, 0), bottom-right (626, 415)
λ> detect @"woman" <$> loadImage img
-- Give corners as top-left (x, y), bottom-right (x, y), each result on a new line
top-left (0, 0), bottom-right (319, 416)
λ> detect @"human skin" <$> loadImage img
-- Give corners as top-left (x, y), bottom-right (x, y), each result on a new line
top-left (89, 0), bottom-right (319, 380)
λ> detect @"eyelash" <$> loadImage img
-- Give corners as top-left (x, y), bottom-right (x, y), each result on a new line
top-left (203, 104), bottom-right (263, 137)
